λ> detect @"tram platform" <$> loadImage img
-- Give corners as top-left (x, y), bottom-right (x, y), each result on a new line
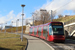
top-left (23, 35), bottom-right (54, 50)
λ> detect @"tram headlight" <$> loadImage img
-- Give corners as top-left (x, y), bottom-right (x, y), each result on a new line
top-left (62, 36), bottom-right (65, 37)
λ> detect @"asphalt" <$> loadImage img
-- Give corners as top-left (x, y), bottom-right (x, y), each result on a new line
top-left (23, 35), bottom-right (54, 50)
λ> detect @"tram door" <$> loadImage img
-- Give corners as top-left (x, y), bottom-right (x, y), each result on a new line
top-left (43, 26), bottom-right (49, 40)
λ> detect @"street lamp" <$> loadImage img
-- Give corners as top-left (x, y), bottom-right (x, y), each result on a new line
top-left (11, 21), bottom-right (13, 33)
top-left (21, 4), bottom-right (25, 41)
top-left (0, 23), bottom-right (3, 32)
top-left (5, 23), bottom-right (7, 34)
top-left (16, 19), bottom-right (19, 33)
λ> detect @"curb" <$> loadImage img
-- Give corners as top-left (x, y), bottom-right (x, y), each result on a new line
top-left (24, 37), bottom-right (28, 50)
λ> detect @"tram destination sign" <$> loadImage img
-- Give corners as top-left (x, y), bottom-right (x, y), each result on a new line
top-left (52, 23), bottom-right (62, 25)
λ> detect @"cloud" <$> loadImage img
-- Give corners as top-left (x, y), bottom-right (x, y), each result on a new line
top-left (40, 0), bottom-right (75, 15)
top-left (12, 12), bottom-right (26, 27)
top-left (0, 17), bottom-right (7, 24)
top-left (26, 17), bottom-right (33, 23)
top-left (0, 10), bottom-right (26, 29)
top-left (6, 10), bottom-right (15, 21)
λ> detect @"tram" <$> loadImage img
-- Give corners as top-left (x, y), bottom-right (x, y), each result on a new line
top-left (29, 22), bottom-right (65, 42)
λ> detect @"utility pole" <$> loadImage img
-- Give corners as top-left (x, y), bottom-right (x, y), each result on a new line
top-left (32, 15), bottom-right (34, 26)
top-left (31, 13), bottom-right (36, 26)
top-left (51, 10), bottom-right (52, 22)
top-left (43, 16), bottom-right (45, 24)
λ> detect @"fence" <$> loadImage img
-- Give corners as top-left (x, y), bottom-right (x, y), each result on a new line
top-left (64, 19), bottom-right (75, 25)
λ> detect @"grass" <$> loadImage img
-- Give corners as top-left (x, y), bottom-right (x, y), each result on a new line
top-left (0, 33), bottom-right (27, 50)
top-left (2, 26), bottom-right (26, 34)
top-left (0, 33), bottom-right (20, 38)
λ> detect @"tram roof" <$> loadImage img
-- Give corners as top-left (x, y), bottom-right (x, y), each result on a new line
top-left (30, 22), bottom-right (62, 28)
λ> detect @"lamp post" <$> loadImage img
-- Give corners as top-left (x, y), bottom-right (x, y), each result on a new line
top-left (21, 4), bottom-right (25, 41)
top-left (0, 24), bottom-right (2, 32)
top-left (11, 21), bottom-right (13, 33)
top-left (5, 23), bottom-right (7, 34)
top-left (16, 19), bottom-right (19, 33)
top-left (1, 24), bottom-right (2, 32)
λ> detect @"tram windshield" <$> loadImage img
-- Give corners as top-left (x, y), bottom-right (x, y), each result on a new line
top-left (52, 23), bottom-right (64, 35)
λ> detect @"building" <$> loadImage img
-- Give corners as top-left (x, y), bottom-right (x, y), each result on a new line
top-left (5, 26), bottom-right (12, 29)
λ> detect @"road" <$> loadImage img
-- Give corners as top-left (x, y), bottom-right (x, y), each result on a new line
top-left (23, 35), bottom-right (54, 50)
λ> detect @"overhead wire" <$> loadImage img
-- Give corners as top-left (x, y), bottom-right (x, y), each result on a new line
top-left (54, 0), bottom-right (74, 11)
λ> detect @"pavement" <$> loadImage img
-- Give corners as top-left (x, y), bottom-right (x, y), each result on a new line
top-left (23, 35), bottom-right (54, 50)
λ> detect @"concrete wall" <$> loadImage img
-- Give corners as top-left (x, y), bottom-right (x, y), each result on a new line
top-left (25, 24), bottom-right (30, 34)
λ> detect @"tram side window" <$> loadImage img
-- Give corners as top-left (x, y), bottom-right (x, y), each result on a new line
top-left (46, 26), bottom-right (49, 32)
top-left (34, 27), bottom-right (37, 35)
top-left (49, 26), bottom-right (52, 35)
top-left (43, 26), bottom-right (49, 35)
top-left (43, 26), bottom-right (47, 35)
top-left (38, 27), bottom-right (42, 36)
top-left (29, 28), bottom-right (33, 34)
top-left (34, 28), bottom-right (35, 35)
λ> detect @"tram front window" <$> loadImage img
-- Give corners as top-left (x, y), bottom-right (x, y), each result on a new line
top-left (52, 25), bottom-right (64, 35)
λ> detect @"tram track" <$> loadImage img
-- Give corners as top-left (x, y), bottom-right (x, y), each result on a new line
top-left (24, 34), bottom-right (75, 50)
top-left (43, 39), bottom-right (75, 50)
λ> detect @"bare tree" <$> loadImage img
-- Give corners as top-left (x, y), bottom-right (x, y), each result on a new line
top-left (40, 11), bottom-right (50, 24)
top-left (40, 10), bottom-right (56, 23)
top-left (58, 14), bottom-right (63, 18)
top-left (32, 10), bottom-right (56, 25)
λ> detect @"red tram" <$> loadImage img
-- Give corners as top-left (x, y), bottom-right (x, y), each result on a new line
top-left (29, 22), bottom-right (65, 42)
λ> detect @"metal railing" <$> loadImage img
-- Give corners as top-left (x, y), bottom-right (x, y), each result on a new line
top-left (70, 25), bottom-right (75, 34)
top-left (64, 19), bottom-right (75, 25)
